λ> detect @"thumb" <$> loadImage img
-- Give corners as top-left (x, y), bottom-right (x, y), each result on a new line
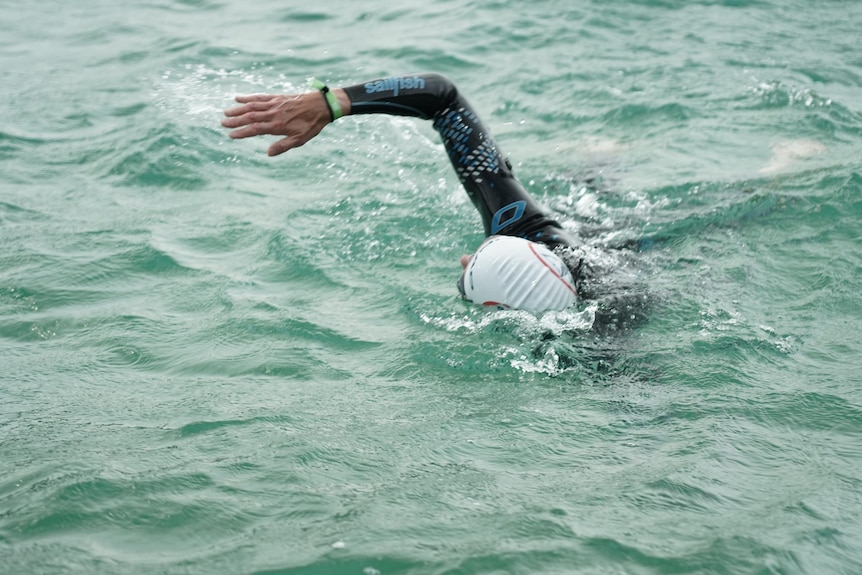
top-left (268, 136), bottom-right (300, 156)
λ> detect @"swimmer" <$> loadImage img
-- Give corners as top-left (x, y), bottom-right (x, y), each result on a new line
top-left (222, 73), bottom-right (584, 312)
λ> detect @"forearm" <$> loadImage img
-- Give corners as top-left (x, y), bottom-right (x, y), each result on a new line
top-left (336, 74), bottom-right (574, 247)
top-left (341, 73), bottom-right (458, 120)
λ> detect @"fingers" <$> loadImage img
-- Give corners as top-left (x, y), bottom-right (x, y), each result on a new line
top-left (221, 99), bottom-right (288, 132)
top-left (223, 98), bottom-right (281, 118)
top-left (220, 92), bottom-right (318, 153)
top-left (221, 98), bottom-right (281, 139)
top-left (224, 101), bottom-right (277, 121)
top-left (225, 120), bottom-right (279, 140)
top-left (221, 109), bottom-right (272, 129)
top-left (235, 94), bottom-right (279, 103)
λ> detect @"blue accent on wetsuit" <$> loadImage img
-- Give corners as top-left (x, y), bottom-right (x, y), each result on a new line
top-left (343, 74), bottom-right (577, 252)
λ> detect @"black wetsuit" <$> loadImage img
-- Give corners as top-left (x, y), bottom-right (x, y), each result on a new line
top-left (343, 73), bottom-right (578, 252)
top-left (342, 74), bottom-right (656, 333)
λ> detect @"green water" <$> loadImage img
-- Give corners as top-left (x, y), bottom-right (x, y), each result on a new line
top-left (2, 0), bottom-right (861, 573)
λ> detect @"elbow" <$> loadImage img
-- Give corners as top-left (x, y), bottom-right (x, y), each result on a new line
top-left (418, 73), bottom-right (460, 105)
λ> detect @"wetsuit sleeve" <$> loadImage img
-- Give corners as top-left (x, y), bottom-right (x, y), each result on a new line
top-left (342, 74), bottom-right (576, 250)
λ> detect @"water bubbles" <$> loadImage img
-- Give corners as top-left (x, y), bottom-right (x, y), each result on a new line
top-left (151, 62), bottom-right (301, 126)
top-left (420, 304), bottom-right (596, 339)
top-left (418, 303), bottom-right (598, 376)
top-left (749, 80), bottom-right (832, 109)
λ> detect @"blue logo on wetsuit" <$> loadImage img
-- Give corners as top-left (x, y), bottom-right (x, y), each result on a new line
top-left (491, 201), bottom-right (526, 234)
top-left (364, 76), bottom-right (426, 97)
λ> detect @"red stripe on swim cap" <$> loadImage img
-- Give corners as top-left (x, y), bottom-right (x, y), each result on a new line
top-left (527, 242), bottom-right (578, 297)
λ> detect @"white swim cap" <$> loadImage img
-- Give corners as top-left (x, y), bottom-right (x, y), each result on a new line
top-left (458, 235), bottom-right (577, 312)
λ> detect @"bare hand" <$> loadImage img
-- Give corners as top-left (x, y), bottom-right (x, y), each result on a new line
top-left (221, 91), bottom-right (331, 156)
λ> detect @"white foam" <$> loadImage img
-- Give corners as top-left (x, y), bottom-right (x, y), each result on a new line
top-left (759, 138), bottom-right (826, 175)
top-left (420, 302), bottom-right (596, 338)
top-left (152, 63), bottom-right (300, 127)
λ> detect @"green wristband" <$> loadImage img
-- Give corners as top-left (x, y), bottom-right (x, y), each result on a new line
top-left (310, 78), bottom-right (343, 121)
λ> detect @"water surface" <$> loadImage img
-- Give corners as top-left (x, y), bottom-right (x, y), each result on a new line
top-left (2, 1), bottom-right (861, 573)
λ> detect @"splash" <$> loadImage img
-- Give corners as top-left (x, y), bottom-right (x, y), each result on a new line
top-left (151, 62), bottom-right (300, 127)
top-left (750, 80), bottom-right (833, 109)
top-left (419, 303), bottom-right (598, 376)
top-left (758, 139), bottom-right (827, 175)
top-left (419, 303), bottom-right (596, 338)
